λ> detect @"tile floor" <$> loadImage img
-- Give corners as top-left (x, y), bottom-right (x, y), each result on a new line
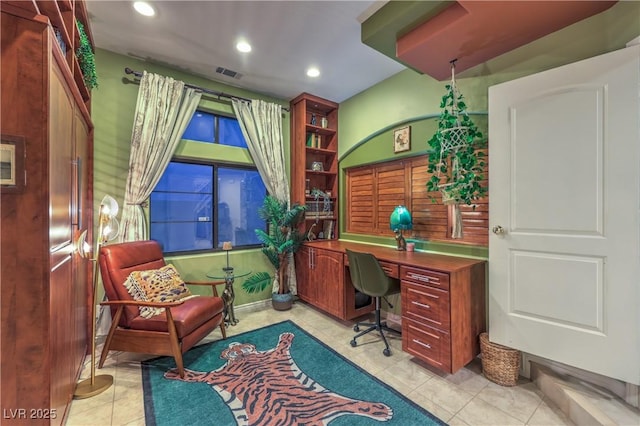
top-left (66, 302), bottom-right (574, 425)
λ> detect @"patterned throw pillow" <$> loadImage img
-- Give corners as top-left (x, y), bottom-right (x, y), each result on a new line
top-left (124, 264), bottom-right (193, 318)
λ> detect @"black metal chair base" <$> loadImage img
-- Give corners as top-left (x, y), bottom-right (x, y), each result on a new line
top-left (350, 296), bottom-right (401, 357)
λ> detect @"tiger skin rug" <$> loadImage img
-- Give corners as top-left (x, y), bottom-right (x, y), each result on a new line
top-left (142, 320), bottom-right (446, 426)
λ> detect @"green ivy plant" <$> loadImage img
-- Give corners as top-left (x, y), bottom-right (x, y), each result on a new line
top-left (75, 20), bottom-right (98, 90)
top-left (426, 83), bottom-right (487, 207)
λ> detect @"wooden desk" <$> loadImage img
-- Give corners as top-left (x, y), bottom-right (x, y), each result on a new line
top-left (295, 240), bottom-right (486, 374)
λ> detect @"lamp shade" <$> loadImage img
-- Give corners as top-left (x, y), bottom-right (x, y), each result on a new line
top-left (390, 205), bottom-right (413, 231)
top-left (100, 194), bottom-right (119, 218)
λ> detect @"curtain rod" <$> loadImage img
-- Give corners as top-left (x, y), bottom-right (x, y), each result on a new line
top-left (123, 67), bottom-right (289, 111)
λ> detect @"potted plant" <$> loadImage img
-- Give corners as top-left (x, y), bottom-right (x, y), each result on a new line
top-left (242, 195), bottom-right (307, 310)
top-left (426, 66), bottom-right (487, 238)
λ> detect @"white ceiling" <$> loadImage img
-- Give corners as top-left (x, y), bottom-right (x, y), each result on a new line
top-left (86, 0), bottom-right (406, 103)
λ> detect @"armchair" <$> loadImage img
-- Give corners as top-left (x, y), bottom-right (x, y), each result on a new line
top-left (98, 240), bottom-right (226, 378)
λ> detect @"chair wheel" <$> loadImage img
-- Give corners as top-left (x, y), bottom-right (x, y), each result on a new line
top-left (350, 339), bottom-right (357, 347)
top-left (383, 348), bottom-right (391, 357)
top-left (353, 325), bottom-right (360, 332)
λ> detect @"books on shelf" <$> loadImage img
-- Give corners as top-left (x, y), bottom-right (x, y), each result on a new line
top-left (306, 132), bottom-right (321, 149)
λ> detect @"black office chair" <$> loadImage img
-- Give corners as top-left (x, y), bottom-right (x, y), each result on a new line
top-left (346, 249), bottom-right (401, 356)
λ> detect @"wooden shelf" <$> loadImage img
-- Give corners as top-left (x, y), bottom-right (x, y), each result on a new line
top-left (306, 146), bottom-right (336, 156)
top-left (33, 0), bottom-right (94, 109)
top-left (305, 216), bottom-right (337, 221)
top-left (306, 124), bottom-right (335, 136)
top-left (305, 169), bottom-right (336, 176)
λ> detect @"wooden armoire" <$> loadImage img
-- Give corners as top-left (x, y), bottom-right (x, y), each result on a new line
top-left (1, 1), bottom-right (94, 424)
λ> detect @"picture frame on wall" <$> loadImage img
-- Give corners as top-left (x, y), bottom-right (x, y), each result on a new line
top-left (1, 134), bottom-right (26, 193)
top-left (393, 125), bottom-right (411, 153)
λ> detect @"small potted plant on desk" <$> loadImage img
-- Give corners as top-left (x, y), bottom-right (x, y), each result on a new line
top-left (242, 195), bottom-right (307, 310)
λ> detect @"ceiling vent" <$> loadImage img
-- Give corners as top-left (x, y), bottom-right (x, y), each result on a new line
top-left (215, 66), bottom-right (242, 80)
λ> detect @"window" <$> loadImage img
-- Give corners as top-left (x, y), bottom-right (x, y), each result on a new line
top-left (182, 110), bottom-right (247, 148)
top-left (150, 112), bottom-right (266, 254)
top-left (150, 162), bottom-right (267, 253)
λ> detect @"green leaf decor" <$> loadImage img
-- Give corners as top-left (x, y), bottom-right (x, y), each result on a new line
top-left (76, 20), bottom-right (98, 90)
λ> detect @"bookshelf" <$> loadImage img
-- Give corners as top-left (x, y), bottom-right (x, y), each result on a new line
top-left (290, 93), bottom-right (339, 240)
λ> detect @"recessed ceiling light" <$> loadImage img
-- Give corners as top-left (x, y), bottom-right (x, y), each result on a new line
top-left (133, 1), bottom-right (155, 17)
top-left (307, 67), bottom-right (320, 78)
top-left (236, 41), bottom-right (252, 53)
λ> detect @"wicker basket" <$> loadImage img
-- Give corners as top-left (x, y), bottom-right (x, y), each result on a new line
top-left (479, 332), bottom-right (521, 386)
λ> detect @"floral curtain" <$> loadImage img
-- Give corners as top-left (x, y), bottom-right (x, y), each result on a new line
top-left (119, 71), bottom-right (202, 242)
top-left (231, 99), bottom-right (297, 294)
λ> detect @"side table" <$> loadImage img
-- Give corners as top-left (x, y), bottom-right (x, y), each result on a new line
top-left (207, 268), bottom-right (251, 326)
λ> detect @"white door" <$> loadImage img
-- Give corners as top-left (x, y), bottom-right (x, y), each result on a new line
top-left (488, 45), bottom-right (640, 385)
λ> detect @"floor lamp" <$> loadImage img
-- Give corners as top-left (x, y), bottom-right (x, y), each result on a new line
top-left (74, 195), bottom-right (120, 399)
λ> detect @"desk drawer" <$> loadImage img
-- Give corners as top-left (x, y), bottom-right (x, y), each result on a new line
top-left (402, 281), bottom-right (450, 330)
top-left (379, 261), bottom-right (399, 278)
top-left (343, 256), bottom-right (399, 278)
top-left (400, 266), bottom-right (449, 290)
top-left (402, 318), bottom-right (451, 373)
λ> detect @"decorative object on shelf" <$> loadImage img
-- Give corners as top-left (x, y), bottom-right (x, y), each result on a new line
top-left (310, 113), bottom-right (317, 125)
top-left (242, 195), bottom-right (307, 310)
top-left (426, 60), bottom-right (486, 239)
top-left (305, 179), bottom-right (311, 196)
top-left (54, 28), bottom-right (66, 53)
top-left (321, 117), bottom-right (328, 128)
top-left (74, 195), bottom-right (120, 399)
top-left (0, 134), bottom-right (25, 193)
top-left (311, 161), bottom-right (324, 172)
top-left (393, 125), bottom-right (411, 153)
top-left (390, 205), bottom-right (412, 251)
top-left (310, 188), bottom-right (332, 220)
top-left (76, 20), bottom-right (98, 90)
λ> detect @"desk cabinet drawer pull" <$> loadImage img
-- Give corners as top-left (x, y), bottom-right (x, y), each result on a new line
top-left (408, 272), bottom-right (432, 283)
top-left (412, 301), bottom-right (431, 309)
top-left (412, 339), bottom-right (432, 349)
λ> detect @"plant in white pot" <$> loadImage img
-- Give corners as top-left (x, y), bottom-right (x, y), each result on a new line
top-left (242, 195), bottom-right (306, 310)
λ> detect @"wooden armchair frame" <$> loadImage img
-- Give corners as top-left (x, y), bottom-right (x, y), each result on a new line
top-left (98, 241), bottom-right (227, 378)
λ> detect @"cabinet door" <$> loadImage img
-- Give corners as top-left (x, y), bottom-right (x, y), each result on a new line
top-left (313, 248), bottom-right (344, 318)
top-left (295, 247), bottom-right (313, 302)
top-left (72, 107), bottom-right (90, 381)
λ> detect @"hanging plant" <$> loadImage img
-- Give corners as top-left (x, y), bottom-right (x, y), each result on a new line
top-left (426, 61), bottom-right (487, 238)
top-left (76, 20), bottom-right (98, 90)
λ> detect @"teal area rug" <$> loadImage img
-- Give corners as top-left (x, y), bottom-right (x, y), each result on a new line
top-left (142, 320), bottom-right (446, 426)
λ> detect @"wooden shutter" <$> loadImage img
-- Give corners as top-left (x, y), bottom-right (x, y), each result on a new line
top-left (376, 162), bottom-right (408, 234)
top-left (346, 168), bottom-right (374, 233)
top-left (345, 152), bottom-right (488, 246)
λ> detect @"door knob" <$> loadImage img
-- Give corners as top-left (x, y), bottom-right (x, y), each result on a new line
top-left (492, 225), bottom-right (506, 235)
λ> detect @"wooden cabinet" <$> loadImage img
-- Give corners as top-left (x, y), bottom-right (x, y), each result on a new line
top-left (297, 240), bottom-right (486, 374)
top-left (296, 246), bottom-right (345, 319)
top-left (401, 262), bottom-right (486, 374)
top-left (290, 93), bottom-right (339, 240)
top-left (1, 1), bottom-right (94, 424)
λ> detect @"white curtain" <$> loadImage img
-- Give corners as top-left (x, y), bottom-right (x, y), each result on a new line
top-left (119, 71), bottom-right (202, 242)
top-left (231, 99), bottom-right (297, 294)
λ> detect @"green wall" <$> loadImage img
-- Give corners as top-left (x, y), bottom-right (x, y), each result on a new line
top-left (336, 0), bottom-right (640, 257)
top-left (92, 49), bottom-right (288, 304)
top-left (337, 68), bottom-right (492, 258)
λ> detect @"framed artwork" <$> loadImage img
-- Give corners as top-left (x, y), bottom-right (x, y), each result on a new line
top-left (0, 135), bottom-right (25, 193)
top-left (393, 126), bottom-right (411, 153)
